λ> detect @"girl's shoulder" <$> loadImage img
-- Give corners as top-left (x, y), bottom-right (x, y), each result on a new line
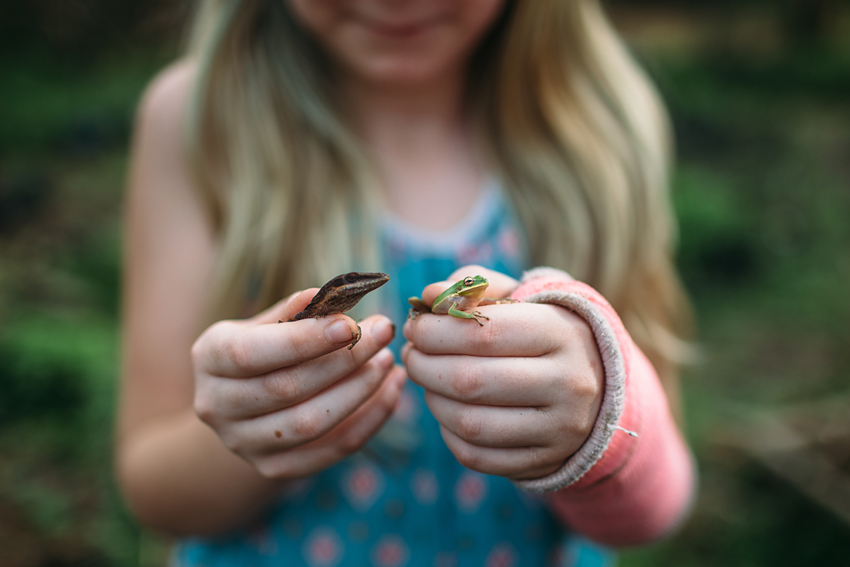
top-left (128, 59), bottom-right (201, 209)
top-left (134, 59), bottom-right (197, 146)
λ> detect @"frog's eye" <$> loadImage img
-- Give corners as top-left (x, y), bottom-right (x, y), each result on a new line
top-left (463, 277), bottom-right (475, 287)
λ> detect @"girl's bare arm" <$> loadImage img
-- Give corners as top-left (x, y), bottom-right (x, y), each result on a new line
top-left (116, 62), bottom-right (283, 535)
top-left (116, 63), bottom-right (404, 536)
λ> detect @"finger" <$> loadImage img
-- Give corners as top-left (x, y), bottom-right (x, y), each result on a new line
top-left (224, 346), bottom-right (397, 453)
top-left (403, 350), bottom-right (560, 407)
top-left (201, 317), bottom-right (395, 419)
top-left (252, 367), bottom-right (407, 479)
top-left (200, 312), bottom-right (389, 378)
top-left (425, 392), bottom-right (555, 448)
top-left (440, 426), bottom-right (564, 480)
top-left (404, 303), bottom-right (565, 356)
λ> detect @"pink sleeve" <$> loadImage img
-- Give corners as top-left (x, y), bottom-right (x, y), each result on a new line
top-left (510, 268), bottom-right (696, 547)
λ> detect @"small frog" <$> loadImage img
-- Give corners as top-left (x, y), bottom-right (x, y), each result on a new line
top-left (408, 275), bottom-right (516, 326)
top-left (284, 271), bottom-right (390, 349)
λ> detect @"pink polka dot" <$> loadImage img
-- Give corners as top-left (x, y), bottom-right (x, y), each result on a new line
top-left (371, 535), bottom-right (409, 567)
top-left (454, 471), bottom-right (488, 513)
top-left (343, 463), bottom-right (384, 512)
top-left (485, 544), bottom-right (516, 567)
top-left (411, 469), bottom-right (439, 505)
top-left (303, 528), bottom-right (343, 567)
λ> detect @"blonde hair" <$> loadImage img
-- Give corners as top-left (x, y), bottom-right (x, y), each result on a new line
top-left (186, 0), bottom-right (693, 403)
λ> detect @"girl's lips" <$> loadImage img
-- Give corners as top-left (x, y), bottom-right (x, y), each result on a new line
top-left (362, 18), bottom-right (438, 40)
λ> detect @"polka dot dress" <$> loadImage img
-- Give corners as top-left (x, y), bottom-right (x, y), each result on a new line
top-left (174, 182), bottom-right (614, 567)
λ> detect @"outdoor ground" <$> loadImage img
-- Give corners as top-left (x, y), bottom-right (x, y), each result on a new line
top-left (0, 4), bottom-right (848, 566)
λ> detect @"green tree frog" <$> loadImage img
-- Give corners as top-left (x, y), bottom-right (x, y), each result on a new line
top-left (408, 275), bottom-right (515, 326)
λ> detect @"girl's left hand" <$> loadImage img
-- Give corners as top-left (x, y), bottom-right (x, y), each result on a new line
top-left (402, 266), bottom-right (604, 481)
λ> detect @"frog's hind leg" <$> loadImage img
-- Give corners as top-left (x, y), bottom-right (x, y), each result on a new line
top-left (407, 297), bottom-right (430, 321)
top-left (447, 304), bottom-right (489, 326)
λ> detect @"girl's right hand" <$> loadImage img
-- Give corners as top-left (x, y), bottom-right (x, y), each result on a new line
top-left (191, 290), bottom-right (405, 481)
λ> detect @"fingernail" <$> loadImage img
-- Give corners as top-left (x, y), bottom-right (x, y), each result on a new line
top-left (325, 319), bottom-right (355, 344)
top-left (372, 318), bottom-right (394, 343)
top-left (394, 368), bottom-right (408, 389)
top-left (376, 348), bottom-right (394, 369)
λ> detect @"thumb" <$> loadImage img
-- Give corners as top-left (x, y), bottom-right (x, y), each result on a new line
top-left (251, 288), bottom-right (320, 325)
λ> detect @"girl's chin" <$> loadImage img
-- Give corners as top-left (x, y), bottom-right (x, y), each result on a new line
top-left (342, 57), bottom-right (455, 89)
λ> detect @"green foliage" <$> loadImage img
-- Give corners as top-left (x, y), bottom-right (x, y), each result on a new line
top-left (0, 53), bottom-right (165, 156)
top-left (618, 23), bottom-right (850, 566)
top-left (1, 7), bottom-right (849, 566)
top-left (675, 165), bottom-right (762, 292)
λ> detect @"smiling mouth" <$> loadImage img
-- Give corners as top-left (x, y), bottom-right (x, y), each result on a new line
top-left (362, 18), bottom-right (439, 40)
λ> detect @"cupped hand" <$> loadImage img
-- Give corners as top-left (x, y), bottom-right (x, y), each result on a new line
top-left (403, 266), bottom-right (604, 481)
top-left (192, 289), bottom-right (406, 480)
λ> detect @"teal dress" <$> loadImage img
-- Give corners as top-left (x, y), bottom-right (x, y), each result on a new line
top-left (174, 182), bottom-right (614, 567)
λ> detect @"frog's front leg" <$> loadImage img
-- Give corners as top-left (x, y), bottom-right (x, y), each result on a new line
top-left (447, 303), bottom-right (489, 326)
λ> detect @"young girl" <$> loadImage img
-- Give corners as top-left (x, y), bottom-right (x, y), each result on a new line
top-left (116, 1), bottom-right (695, 565)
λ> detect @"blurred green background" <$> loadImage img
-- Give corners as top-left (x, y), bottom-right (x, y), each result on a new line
top-left (1, 1), bottom-right (848, 565)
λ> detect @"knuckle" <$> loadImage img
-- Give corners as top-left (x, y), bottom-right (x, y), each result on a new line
top-left (264, 371), bottom-right (300, 402)
top-left (193, 391), bottom-right (217, 425)
top-left (360, 359), bottom-right (382, 388)
top-left (190, 336), bottom-right (206, 369)
top-left (546, 408), bottom-right (574, 437)
top-left (337, 431), bottom-right (368, 456)
top-left (192, 323), bottom-right (231, 373)
top-left (291, 407), bottom-right (325, 443)
top-left (455, 408), bottom-right (482, 441)
top-left (351, 359), bottom-right (387, 401)
top-left (576, 408), bottom-right (598, 437)
top-left (452, 366), bottom-right (483, 400)
top-left (289, 331), bottom-right (316, 363)
top-left (452, 441), bottom-right (481, 470)
top-left (573, 378), bottom-right (600, 407)
top-left (382, 382), bottom-right (402, 411)
top-left (526, 446), bottom-right (546, 470)
top-left (555, 409), bottom-right (589, 443)
top-left (255, 460), bottom-right (277, 479)
top-left (255, 457), bottom-right (287, 480)
top-left (468, 318), bottom-right (499, 352)
top-left (368, 364), bottom-right (393, 393)
top-left (224, 332), bottom-right (253, 373)
top-left (199, 322), bottom-right (232, 365)
top-left (219, 430), bottom-right (244, 455)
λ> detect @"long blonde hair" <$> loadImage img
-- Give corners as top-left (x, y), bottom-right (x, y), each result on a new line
top-left (185, 0), bottom-right (693, 400)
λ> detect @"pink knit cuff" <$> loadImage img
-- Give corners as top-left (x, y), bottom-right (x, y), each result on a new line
top-left (510, 267), bottom-right (639, 493)
top-left (507, 268), bottom-right (695, 544)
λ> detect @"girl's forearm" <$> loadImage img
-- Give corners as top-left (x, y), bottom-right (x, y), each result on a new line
top-left (116, 407), bottom-right (285, 536)
top-left (509, 268), bottom-right (695, 545)
top-left (545, 347), bottom-right (695, 546)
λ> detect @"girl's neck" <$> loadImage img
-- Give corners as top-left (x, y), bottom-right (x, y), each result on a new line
top-left (336, 64), bottom-right (486, 231)
top-left (337, 64), bottom-right (468, 146)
